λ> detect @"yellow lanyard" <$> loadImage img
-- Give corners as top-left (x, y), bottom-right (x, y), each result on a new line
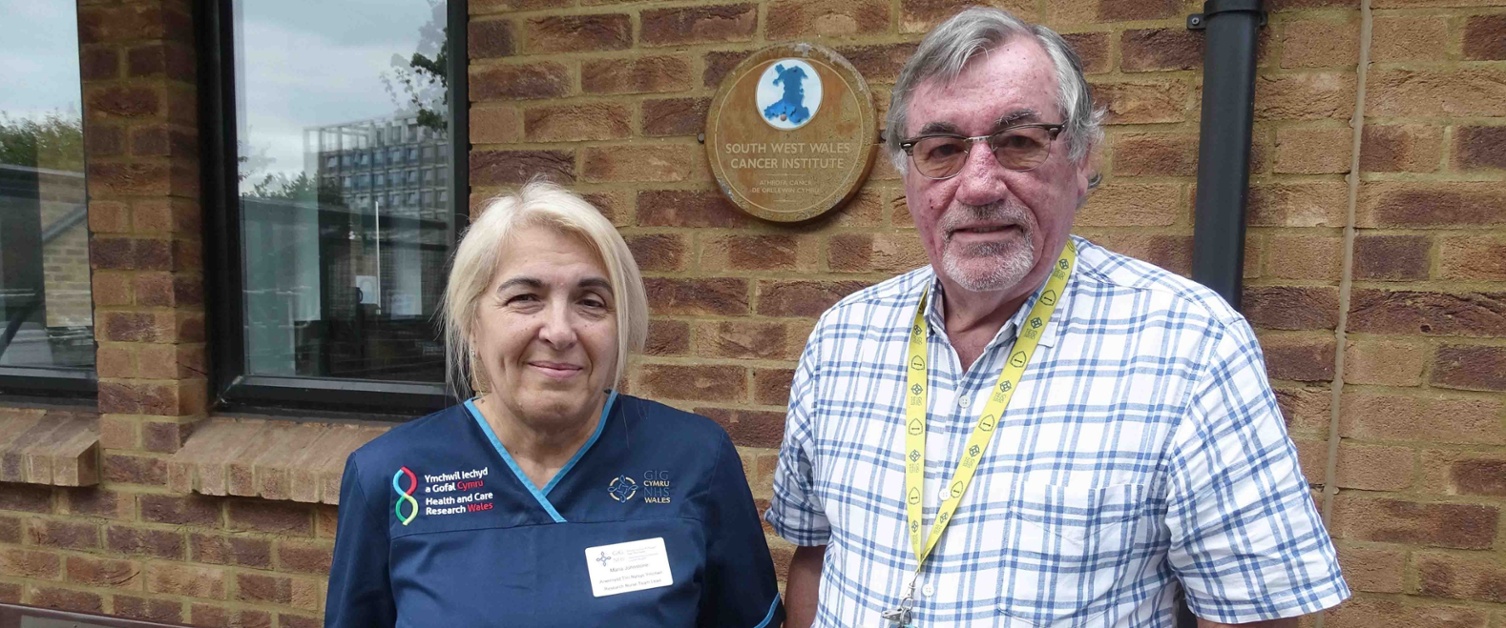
top-left (902, 241), bottom-right (1076, 577)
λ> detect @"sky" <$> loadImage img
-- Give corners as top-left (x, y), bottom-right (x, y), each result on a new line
top-left (0, 0), bottom-right (447, 187)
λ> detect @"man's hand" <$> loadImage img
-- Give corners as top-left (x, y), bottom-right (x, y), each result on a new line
top-left (785, 545), bottom-right (826, 628)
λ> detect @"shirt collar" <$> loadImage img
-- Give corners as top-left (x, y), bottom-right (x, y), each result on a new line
top-left (920, 263), bottom-right (1073, 351)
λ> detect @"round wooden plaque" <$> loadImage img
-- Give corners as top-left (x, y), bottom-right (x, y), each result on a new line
top-left (705, 44), bottom-right (878, 223)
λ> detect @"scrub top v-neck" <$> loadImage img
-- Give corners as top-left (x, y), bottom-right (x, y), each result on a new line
top-left (326, 392), bottom-right (783, 628)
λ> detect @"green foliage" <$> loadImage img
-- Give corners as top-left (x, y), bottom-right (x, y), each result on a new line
top-left (384, 0), bottom-right (449, 133)
top-left (245, 171), bottom-right (345, 206)
top-left (0, 112), bottom-right (84, 171)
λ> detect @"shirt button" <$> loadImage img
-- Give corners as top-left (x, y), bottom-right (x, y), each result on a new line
top-left (922, 582), bottom-right (936, 597)
top-left (958, 396), bottom-right (971, 409)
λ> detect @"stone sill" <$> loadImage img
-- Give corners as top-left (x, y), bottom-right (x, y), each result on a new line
top-left (0, 408), bottom-right (100, 487)
top-left (167, 416), bottom-right (389, 505)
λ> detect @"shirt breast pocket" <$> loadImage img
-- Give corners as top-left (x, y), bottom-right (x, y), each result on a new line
top-left (996, 483), bottom-right (1146, 627)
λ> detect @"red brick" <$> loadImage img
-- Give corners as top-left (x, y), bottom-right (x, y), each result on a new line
top-left (1273, 126), bottom-right (1352, 174)
top-left (637, 190), bottom-right (751, 228)
top-left (469, 19), bottom-right (514, 58)
top-left (1334, 545), bottom-right (1405, 593)
top-left (226, 499), bottom-right (313, 536)
top-left (140, 493), bottom-right (221, 527)
top-left (1331, 495), bottom-right (1498, 549)
top-left (102, 453), bottom-right (168, 486)
top-left (757, 280), bottom-right (870, 317)
top-left (190, 604), bottom-right (273, 628)
top-left (77, 5), bottom-right (193, 45)
top-left (1323, 597), bottom-right (1488, 628)
top-left (828, 233), bottom-right (928, 273)
top-left (236, 573), bottom-right (292, 605)
top-left (1340, 393), bottom-right (1505, 446)
top-left (644, 278), bottom-right (750, 316)
top-left (1359, 182), bottom-right (1506, 228)
top-left (583, 56), bottom-right (694, 95)
top-left (27, 586), bottom-right (102, 614)
top-left (1120, 28), bottom-right (1201, 72)
top-left (1111, 133), bottom-right (1197, 177)
top-left (0, 483), bottom-right (54, 513)
top-left (1255, 72), bottom-right (1356, 121)
top-left (1092, 79), bottom-right (1191, 125)
top-left (702, 234), bottom-right (819, 272)
top-left (835, 43), bottom-right (921, 84)
top-left (1263, 234), bottom-right (1343, 281)
top-left (1061, 32), bottom-right (1110, 74)
top-left (0, 583), bottom-right (16, 604)
top-left (1247, 182), bottom-right (1348, 227)
top-left (0, 548), bottom-right (61, 579)
top-left (1370, 16), bottom-right (1449, 63)
top-left (0, 515), bottom-right (18, 544)
top-left (1077, 182), bottom-right (1183, 227)
top-left (106, 525), bottom-right (185, 560)
top-left (1439, 235), bottom-right (1506, 281)
top-left (698, 408), bottom-right (787, 448)
top-left (1463, 14), bottom-right (1506, 60)
top-left (472, 0), bottom-right (572, 12)
top-left (470, 106), bottom-right (521, 145)
top-left (470, 150), bottom-right (574, 187)
top-left (65, 555), bottom-right (140, 588)
top-left (625, 233), bottom-right (688, 272)
top-left (704, 50), bottom-right (753, 88)
top-left (754, 368), bottom-right (796, 406)
top-left (27, 518), bottom-right (100, 551)
top-left (1347, 289), bottom-right (1506, 337)
top-left (697, 321), bottom-right (794, 360)
top-left (1417, 552), bottom-right (1506, 603)
top-left (469, 62), bottom-right (571, 101)
top-left (1456, 125), bottom-right (1506, 170)
top-left (1357, 124), bottom-right (1440, 173)
top-left (86, 85), bottom-right (163, 119)
top-left (1352, 234), bottom-right (1429, 281)
top-left (582, 145), bottom-right (696, 183)
top-left (646, 319), bottom-right (690, 357)
top-left (113, 594), bottom-right (183, 624)
top-left (1260, 335), bottom-right (1336, 382)
top-left (1432, 344), bottom-right (1506, 392)
top-left (524, 14), bottom-right (630, 53)
top-left (1342, 339), bottom-right (1426, 387)
top-left (524, 103), bottom-right (631, 142)
top-left (80, 46), bottom-right (119, 80)
top-left (1335, 443), bottom-right (1414, 491)
top-left (127, 42), bottom-right (194, 80)
top-left (1451, 459), bottom-right (1506, 498)
top-left (642, 5), bottom-right (757, 46)
top-left (643, 98), bottom-right (710, 137)
top-left (146, 563), bottom-right (227, 599)
top-left (1241, 286), bottom-right (1340, 331)
top-left (638, 364), bottom-right (747, 402)
top-left (767, 0), bottom-right (890, 39)
top-left (899, 0), bottom-right (1035, 33)
top-left (277, 539), bottom-right (334, 574)
top-left (190, 533), bottom-right (273, 569)
top-left (1280, 19), bottom-right (1359, 69)
top-left (1098, 0), bottom-right (1179, 20)
top-left (85, 125), bottom-right (125, 158)
top-left (1367, 68), bottom-right (1506, 118)
top-left (279, 613), bottom-right (321, 628)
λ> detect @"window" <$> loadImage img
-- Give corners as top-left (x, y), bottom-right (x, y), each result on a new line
top-left (206, 0), bottom-right (468, 414)
top-left (0, 1), bottom-right (95, 396)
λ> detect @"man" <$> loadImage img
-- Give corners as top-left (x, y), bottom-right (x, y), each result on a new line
top-left (765, 7), bottom-right (1349, 628)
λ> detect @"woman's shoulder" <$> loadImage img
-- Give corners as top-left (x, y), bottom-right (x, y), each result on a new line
top-left (345, 404), bottom-right (473, 472)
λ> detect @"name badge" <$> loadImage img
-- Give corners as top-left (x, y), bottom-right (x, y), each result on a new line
top-left (584, 537), bottom-right (674, 597)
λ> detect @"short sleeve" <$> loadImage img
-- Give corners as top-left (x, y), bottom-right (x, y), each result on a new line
top-left (699, 433), bottom-right (784, 628)
top-left (764, 327), bottom-right (831, 546)
top-left (1165, 317), bottom-right (1350, 623)
top-left (325, 457), bottom-right (397, 628)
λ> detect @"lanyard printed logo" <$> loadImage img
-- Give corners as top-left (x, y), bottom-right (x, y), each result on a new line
top-left (392, 466), bottom-right (419, 526)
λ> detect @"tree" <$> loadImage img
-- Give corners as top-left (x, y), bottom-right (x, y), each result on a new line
top-left (0, 112), bottom-right (84, 171)
top-left (382, 0), bottom-right (448, 133)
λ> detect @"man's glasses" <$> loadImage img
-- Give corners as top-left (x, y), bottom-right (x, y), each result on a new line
top-left (899, 123), bottom-right (1065, 180)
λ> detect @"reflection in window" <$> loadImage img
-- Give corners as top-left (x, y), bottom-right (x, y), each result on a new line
top-left (235, 0), bottom-right (452, 383)
top-left (0, 1), bottom-right (93, 371)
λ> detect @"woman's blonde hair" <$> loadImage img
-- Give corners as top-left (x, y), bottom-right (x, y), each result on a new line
top-left (442, 180), bottom-right (648, 397)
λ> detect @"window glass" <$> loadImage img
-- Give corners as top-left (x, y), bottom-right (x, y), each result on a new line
top-left (0, 1), bottom-right (93, 371)
top-left (235, 0), bottom-right (452, 382)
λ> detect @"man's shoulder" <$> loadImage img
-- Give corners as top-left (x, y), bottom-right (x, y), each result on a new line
top-left (1071, 236), bottom-right (1243, 326)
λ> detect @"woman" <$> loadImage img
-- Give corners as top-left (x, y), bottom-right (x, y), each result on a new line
top-left (326, 181), bottom-right (784, 628)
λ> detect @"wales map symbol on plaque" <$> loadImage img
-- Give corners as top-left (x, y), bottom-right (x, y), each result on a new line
top-left (757, 59), bottom-right (823, 130)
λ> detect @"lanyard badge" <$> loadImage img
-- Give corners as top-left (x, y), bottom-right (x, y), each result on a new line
top-left (888, 242), bottom-right (1076, 626)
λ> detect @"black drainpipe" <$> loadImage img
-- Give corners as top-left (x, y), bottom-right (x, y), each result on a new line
top-left (1189, 0), bottom-right (1267, 311)
top-left (1183, 7), bottom-right (1269, 628)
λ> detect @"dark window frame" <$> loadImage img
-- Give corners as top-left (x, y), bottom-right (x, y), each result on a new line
top-left (199, 0), bottom-right (469, 418)
top-left (0, 9), bottom-right (98, 402)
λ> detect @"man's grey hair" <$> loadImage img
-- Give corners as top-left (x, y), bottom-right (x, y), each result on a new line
top-left (885, 7), bottom-right (1105, 173)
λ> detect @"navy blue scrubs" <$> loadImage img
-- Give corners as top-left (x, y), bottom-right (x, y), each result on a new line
top-left (326, 391), bottom-right (784, 628)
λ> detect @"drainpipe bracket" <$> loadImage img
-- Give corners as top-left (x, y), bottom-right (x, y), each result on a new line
top-left (1187, 0), bottom-right (1266, 30)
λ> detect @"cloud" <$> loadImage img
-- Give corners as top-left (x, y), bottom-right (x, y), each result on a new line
top-left (0, 0), bottom-right (83, 119)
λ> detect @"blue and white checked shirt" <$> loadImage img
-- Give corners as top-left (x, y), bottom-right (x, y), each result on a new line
top-left (767, 236), bottom-right (1349, 627)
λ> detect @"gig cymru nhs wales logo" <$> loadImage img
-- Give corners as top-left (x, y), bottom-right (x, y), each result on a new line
top-left (392, 466), bottom-right (419, 525)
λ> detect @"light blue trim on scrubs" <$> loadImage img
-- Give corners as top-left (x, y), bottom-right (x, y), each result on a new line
top-left (753, 594), bottom-right (781, 628)
top-left (463, 391), bottom-right (618, 524)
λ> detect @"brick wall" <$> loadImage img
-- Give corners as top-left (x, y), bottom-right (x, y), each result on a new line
top-left (0, 0), bottom-right (1501, 625)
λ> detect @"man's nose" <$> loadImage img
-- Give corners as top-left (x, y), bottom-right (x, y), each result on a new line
top-left (952, 141), bottom-right (1009, 205)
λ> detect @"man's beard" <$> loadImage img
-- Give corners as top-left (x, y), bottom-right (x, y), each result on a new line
top-left (938, 201), bottom-right (1036, 292)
